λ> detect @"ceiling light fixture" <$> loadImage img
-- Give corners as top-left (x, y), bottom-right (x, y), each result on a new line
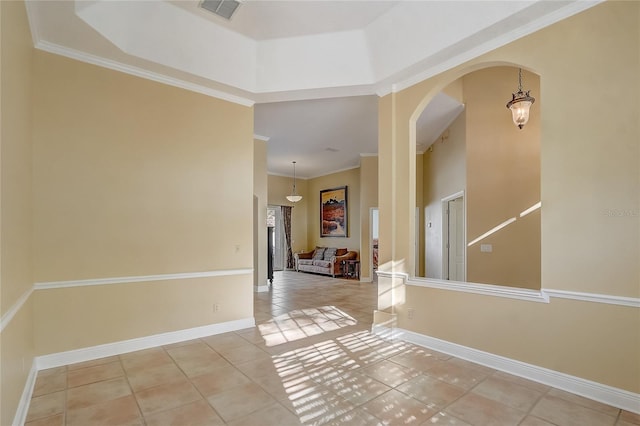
top-left (286, 161), bottom-right (302, 203)
top-left (506, 68), bottom-right (535, 129)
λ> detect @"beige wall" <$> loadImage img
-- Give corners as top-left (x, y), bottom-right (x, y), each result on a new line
top-left (270, 163), bottom-right (377, 277)
top-left (420, 68), bottom-right (540, 289)
top-left (0, 1), bottom-right (35, 424)
top-left (379, 1), bottom-right (639, 392)
top-left (34, 276), bottom-right (252, 355)
top-left (465, 67), bottom-right (541, 289)
top-left (359, 156), bottom-right (378, 281)
top-left (32, 52), bottom-right (254, 281)
top-left (254, 139), bottom-right (268, 287)
top-left (307, 168), bottom-right (361, 252)
top-left (267, 174), bottom-right (308, 254)
top-left (422, 113), bottom-right (466, 279)
top-left (30, 51), bottom-right (255, 354)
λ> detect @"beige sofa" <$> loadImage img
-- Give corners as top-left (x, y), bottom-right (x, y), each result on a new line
top-left (294, 247), bottom-right (358, 277)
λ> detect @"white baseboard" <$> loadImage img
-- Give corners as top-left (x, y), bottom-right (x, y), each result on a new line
top-left (374, 326), bottom-right (640, 414)
top-left (36, 317), bottom-right (255, 370)
top-left (256, 281), bottom-right (270, 292)
top-left (13, 360), bottom-right (38, 426)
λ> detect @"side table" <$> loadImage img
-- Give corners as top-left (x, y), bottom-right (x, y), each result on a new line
top-left (342, 259), bottom-right (360, 280)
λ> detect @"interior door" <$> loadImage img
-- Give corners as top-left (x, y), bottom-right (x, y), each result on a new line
top-left (447, 196), bottom-right (465, 281)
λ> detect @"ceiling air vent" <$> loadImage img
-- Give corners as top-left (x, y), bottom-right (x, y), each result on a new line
top-left (200, 0), bottom-right (241, 20)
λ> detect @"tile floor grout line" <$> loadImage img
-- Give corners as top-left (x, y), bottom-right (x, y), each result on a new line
top-left (117, 355), bottom-right (147, 426)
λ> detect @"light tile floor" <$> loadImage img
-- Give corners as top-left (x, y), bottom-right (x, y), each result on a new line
top-left (26, 271), bottom-right (639, 425)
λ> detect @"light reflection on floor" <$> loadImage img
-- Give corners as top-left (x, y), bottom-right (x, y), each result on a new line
top-left (258, 305), bottom-right (358, 347)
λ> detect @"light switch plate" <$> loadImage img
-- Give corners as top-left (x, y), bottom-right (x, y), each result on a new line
top-left (480, 244), bottom-right (493, 252)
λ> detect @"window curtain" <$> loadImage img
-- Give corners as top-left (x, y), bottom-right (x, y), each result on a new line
top-left (282, 205), bottom-right (294, 269)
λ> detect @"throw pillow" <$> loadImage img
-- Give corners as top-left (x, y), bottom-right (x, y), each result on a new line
top-left (312, 247), bottom-right (326, 260)
top-left (336, 248), bottom-right (348, 256)
top-left (323, 247), bottom-right (337, 260)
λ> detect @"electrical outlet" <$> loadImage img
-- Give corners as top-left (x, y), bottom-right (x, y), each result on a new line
top-left (212, 304), bottom-right (219, 313)
top-left (407, 308), bottom-right (415, 320)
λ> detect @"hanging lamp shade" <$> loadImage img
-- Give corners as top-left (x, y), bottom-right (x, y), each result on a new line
top-left (286, 161), bottom-right (302, 203)
top-left (506, 68), bottom-right (535, 129)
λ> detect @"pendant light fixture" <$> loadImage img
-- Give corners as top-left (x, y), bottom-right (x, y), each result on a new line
top-left (286, 161), bottom-right (302, 203)
top-left (506, 68), bottom-right (535, 129)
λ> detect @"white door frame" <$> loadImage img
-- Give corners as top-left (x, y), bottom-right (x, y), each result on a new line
top-left (441, 191), bottom-right (466, 281)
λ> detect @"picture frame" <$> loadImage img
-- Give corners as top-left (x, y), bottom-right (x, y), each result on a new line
top-left (320, 186), bottom-right (348, 237)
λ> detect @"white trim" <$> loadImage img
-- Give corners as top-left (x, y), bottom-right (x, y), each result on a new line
top-left (256, 284), bottom-right (270, 293)
top-left (306, 164), bottom-right (361, 180)
top-left (376, 270), bottom-right (409, 280)
top-left (371, 323), bottom-right (400, 340)
top-left (12, 360), bottom-right (38, 426)
top-left (34, 269), bottom-right (253, 290)
top-left (389, 328), bottom-right (640, 414)
top-left (36, 317), bottom-right (255, 370)
top-left (389, 1), bottom-right (604, 94)
top-left (408, 276), bottom-right (549, 303)
top-left (0, 287), bottom-right (34, 332)
top-left (544, 289), bottom-right (640, 308)
top-left (253, 134), bottom-right (270, 142)
top-left (33, 41), bottom-right (255, 107)
top-left (380, 271), bottom-right (640, 307)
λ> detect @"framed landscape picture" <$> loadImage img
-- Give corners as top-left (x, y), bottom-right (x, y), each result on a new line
top-left (320, 186), bottom-right (348, 237)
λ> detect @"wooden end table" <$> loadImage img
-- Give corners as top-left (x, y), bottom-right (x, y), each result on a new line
top-left (342, 259), bottom-right (360, 280)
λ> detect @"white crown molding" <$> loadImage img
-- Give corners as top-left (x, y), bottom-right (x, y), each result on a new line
top-left (387, 1), bottom-right (605, 95)
top-left (33, 40), bottom-right (255, 107)
top-left (268, 164), bottom-right (361, 180)
top-left (0, 287), bottom-right (34, 332)
top-left (34, 269), bottom-right (253, 290)
top-left (307, 164), bottom-right (362, 180)
top-left (12, 360), bottom-right (38, 426)
top-left (26, 1), bottom-right (604, 105)
top-left (36, 317), bottom-right (255, 370)
top-left (384, 327), bottom-right (640, 414)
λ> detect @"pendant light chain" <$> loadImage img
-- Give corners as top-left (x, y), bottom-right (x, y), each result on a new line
top-left (286, 161), bottom-right (303, 202)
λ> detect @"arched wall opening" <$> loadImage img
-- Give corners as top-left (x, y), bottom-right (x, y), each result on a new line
top-left (410, 64), bottom-right (541, 290)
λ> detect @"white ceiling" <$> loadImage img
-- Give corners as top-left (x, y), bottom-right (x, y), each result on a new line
top-left (25, 0), bottom-right (600, 178)
top-left (170, 1), bottom-right (399, 41)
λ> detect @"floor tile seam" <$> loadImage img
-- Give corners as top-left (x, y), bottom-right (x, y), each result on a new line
top-left (435, 379), bottom-right (526, 426)
top-left (63, 362), bottom-right (69, 426)
top-left (65, 361), bottom-right (126, 390)
top-left (200, 335), bottom-right (254, 354)
top-left (117, 355), bottom-right (147, 425)
top-left (126, 345), bottom-right (199, 400)
top-left (516, 413), bottom-right (562, 426)
top-left (160, 364), bottom-right (232, 424)
top-left (392, 369), bottom-right (486, 421)
top-left (230, 401), bottom-right (302, 426)
top-left (549, 388), bottom-right (622, 418)
top-left (471, 372), bottom-right (549, 418)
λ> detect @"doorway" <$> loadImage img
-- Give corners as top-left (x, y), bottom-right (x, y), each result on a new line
top-left (268, 205), bottom-right (286, 271)
top-left (370, 207), bottom-right (379, 281)
top-left (442, 192), bottom-right (465, 281)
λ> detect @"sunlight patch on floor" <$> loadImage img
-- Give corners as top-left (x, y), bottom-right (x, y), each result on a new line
top-left (258, 305), bottom-right (357, 347)
top-left (267, 329), bottom-right (403, 424)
